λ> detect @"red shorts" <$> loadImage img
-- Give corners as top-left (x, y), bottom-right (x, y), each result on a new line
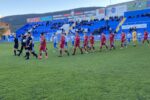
top-left (101, 42), bottom-right (106, 46)
top-left (84, 43), bottom-right (88, 47)
top-left (60, 44), bottom-right (65, 49)
top-left (144, 37), bottom-right (148, 40)
top-left (121, 40), bottom-right (125, 43)
top-left (40, 46), bottom-right (46, 51)
top-left (75, 43), bottom-right (80, 48)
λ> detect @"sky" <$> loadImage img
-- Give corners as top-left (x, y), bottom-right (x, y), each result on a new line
top-left (0, 0), bottom-right (133, 17)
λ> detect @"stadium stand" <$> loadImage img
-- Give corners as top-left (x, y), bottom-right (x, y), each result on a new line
top-left (122, 9), bottom-right (150, 33)
top-left (15, 16), bottom-right (122, 42)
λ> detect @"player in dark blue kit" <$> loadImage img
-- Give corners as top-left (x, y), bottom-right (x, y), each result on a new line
top-left (18, 34), bottom-right (27, 56)
top-left (13, 34), bottom-right (19, 56)
top-left (25, 33), bottom-right (38, 60)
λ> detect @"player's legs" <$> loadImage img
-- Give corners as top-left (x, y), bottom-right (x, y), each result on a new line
top-left (147, 40), bottom-right (149, 44)
top-left (14, 48), bottom-right (17, 56)
top-left (65, 42), bottom-right (68, 48)
top-left (44, 49), bottom-right (48, 58)
top-left (38, 46), bottom-right (43, 59)
top-left (72, 47), bottom-right (77, 55)
top-left (143, 38), bottom-right (147, 44)
top-left (110, 42), bottom-right (115, 50)
top-left (121, 41), bottom-right (124, 49)
top-left (59, 49), bottom-right (63, 57)
top-left (31, 51), bottom-right (38, 58)
top-left (14, 45), bottom-right (19, 56)
top-left (18, 45), bottom-right (24, 56)
top-left (64, 49), bottom-right (69, 56)
top-left (30, 46), bottom-right (38, 59)
top-left (100, 43), bottom-right (103, 51)
top-left (90, 44), bottom-right (95, 51)
top-left (38, 50), bottom-right (42, 59)
top-left (53, 42), bottom-right (56, 49)
top-left (104, 43), bottom-right (108, 49)
top-left (72, 41), bottom-right (74, 47)
top-left (92, 45), bottom-right (95, 50)
top-left (142, 39), bottom-right (145, 44)
top-left (59, 43), bottom-right (66, 57)
top-left (79, 46), bottom-right (83, 54)
top-left (25, 47), bottom-right (30, 60)
top-left (128, 38), bottom-right (130, 43)
top-left (72, 44), bottom-right (77, 55)
top-left (133, 40), bottom-right (137, 47)
top-left (83, 43), bottom-right (88, 53)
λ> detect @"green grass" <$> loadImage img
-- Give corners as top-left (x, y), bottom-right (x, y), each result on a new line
top-left (0, 42), bottom-right (150, 100)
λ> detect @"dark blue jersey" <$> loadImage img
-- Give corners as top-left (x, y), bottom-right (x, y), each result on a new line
top-left (26, 37), bottom-right (32, 46)
top-left (21, 36), bottom-right (26, 46)
top-left (14, 37), bottom-right (19, 46)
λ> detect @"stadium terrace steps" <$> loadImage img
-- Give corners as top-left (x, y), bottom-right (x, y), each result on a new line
top-left (16, 19), bottom-right (121, 42)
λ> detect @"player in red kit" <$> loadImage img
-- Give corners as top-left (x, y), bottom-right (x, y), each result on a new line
top-left (143, 30), bottom-right (149, 45)
top-left (109, 32), bottom-right (115, 50)
top-left (59, 33), bottom-right (69, 57)
top-left (89, 33), bottom-right (95, 51)
top-left (83, 33), bottom-right (89, 53)
top-left (121, 31), bottom-right (127, 49)
top-left (38, 33), bottom-right (48, 59)
top-left (100, 33), bottom-right (108, 51)
top-left (72, 32), bottom-right (83, 55)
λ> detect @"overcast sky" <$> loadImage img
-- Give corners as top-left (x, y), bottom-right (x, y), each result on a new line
top-left (0, 0), bottom-right (133, 17)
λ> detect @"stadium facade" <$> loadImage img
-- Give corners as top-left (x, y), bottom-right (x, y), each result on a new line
top-left (27, 0), bottom-right (150, 22)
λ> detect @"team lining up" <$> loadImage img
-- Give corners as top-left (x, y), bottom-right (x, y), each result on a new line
top-left (13, 30), bottom-right (150, 60)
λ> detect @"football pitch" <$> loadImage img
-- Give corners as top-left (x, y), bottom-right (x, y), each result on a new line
top-left (0, 42), bottom-right (150, 100)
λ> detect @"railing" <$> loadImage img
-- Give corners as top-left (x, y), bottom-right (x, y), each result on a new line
top-left (124, 20), bottom-right (150, 25)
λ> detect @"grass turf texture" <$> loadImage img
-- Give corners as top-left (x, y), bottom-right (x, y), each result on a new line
top-left (0, 42), bottom-right (150, 100)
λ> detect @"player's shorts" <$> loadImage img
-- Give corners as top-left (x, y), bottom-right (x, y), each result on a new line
top-left (53, 43), bottom-right (57, 49)
top-left (110, 41), bottom-right (114, 45)
top-left (65, 42), bottom-right (68, 46)
top-left (26, 46), bottom-right (32, 51)
top-left (75, 43), bottom-right (80, 48)
top-left (84, 43), bottom-right (88, 47)
top-left (144, 37), bottom-right (148, 40)
top-left (72, 41), bottom-right (74, 46)
top-left (40, 46), bottom-right (47, 51)
top-left (14, 45), bottom-right (18, 49)
top-left (121, 40), bottom-right (125, 43)
top-left (127, 38), bottom-right (131, 42)
top-left (60, 44), bottom-right (65, 49)
top-left (101, 42), bottom-right (106, 46)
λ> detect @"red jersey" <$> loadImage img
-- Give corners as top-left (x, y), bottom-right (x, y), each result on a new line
top-left (109, 33), bottom-right (115, 42)
top-left (90, 35), bottom-right (94, 44)
top-left (101, 34), bottom-right (106, 43)
top-left (60, 35), bottom-right (65, 45)
top-left (75, 35), bottom-right (80, 44)
top-left (40, 36), bottom-right (46, 47)
top-left (121, 33), bottom-right (126, 42)
top-left (84, 36), bottom-right (88, 44)
top-left (144, 32), bottom-right (148, 39)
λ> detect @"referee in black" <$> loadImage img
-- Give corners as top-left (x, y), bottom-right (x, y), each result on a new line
top-left (18, 34), bottom-right (26, 56)
top-left (13, 34), bottom-right (19, 56)
top-left (25, 32), bottom-right (38, 60)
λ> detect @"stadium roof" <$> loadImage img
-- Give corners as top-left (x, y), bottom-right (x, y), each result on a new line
top-left (107, 0), bottom-right (134, 7)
